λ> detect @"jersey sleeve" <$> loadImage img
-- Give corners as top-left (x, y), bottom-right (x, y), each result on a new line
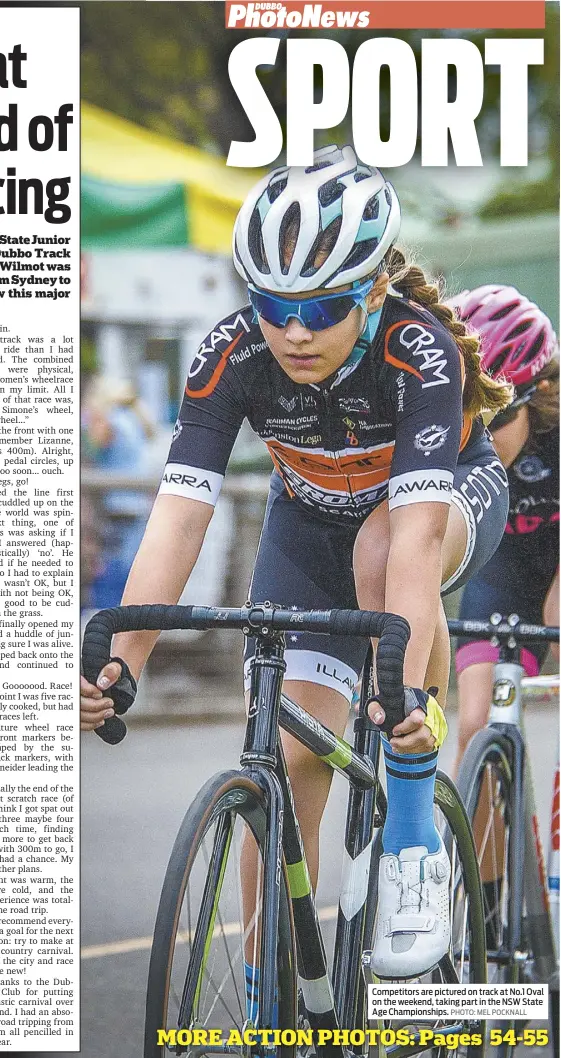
top-left (159, 318), bottom-right (248, 507)
top-left (385, 317), bottom-right (463, 511)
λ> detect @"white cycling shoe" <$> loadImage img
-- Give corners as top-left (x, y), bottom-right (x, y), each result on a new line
top-left (371, 841), bottom-right (450, 979)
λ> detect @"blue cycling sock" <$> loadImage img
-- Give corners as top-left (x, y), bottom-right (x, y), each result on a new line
top-left (244, 962), bottom-right (278, 1028)
top-left (381, 736), bottom-right (440, 855)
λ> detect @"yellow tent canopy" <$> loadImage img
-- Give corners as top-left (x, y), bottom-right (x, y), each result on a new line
top-left (81, 102), bottom-right (258, 253)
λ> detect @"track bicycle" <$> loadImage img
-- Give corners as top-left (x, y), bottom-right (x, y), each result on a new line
top-left (450, 616), bottom-right (559, 1058)
top-left (82, 602), bottom-right (487, 1058)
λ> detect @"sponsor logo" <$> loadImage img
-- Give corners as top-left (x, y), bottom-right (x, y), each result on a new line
top-left (492, 679), bottom-right (516, 707)
top-left (345, 430), bottom-right (359, 447)
top-left (162, 471), bottom-right (212, 492)
top-left (303, 394), bottom-right (317, 408)
top-left (458, 460), bottom-right (509, 524)
top-left (171, 419), bottom-right (182, 442)
top-left (339, 397), bottom-right (370, 413)
top-left (414, 424), bottom-right (450, 457)
top-left (185, 331), bottom-right (246, 398)
top-left (189, 313), bottom-right (251, 378)
top-left (315, 661), bottom-right (355, 692)
top-left (399, 324), bottom-right (450, 389)
top-left (279, 395), bottom-right (298, 412)
top-left (393, 478), bottom-right (453, 498)
top-left (514, 454), bottom-right (552, 483)
top-left (231, 339), bottom-right (267, 365)
top-left (396, 371), bottom-right (405, 413)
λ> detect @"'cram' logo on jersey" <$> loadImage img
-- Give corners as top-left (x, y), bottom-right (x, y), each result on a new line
top-left (185, 326), bottom-right (248, 399)
top-left (399, 323), bottom-right (450, 389)
top-left (186, 314), bottom-right (252, 398)
top-left (414, 424), bottom-right (450, 457)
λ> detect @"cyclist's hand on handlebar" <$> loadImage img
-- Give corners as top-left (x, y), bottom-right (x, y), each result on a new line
top-left (387, 708), bottom-right (436, 754)
top-left (368, 687), bottom-right (447, 755)
top-left (80, 662), bottom-right (122, 732)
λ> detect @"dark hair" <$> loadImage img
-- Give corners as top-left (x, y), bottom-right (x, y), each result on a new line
top-left (386, 248), bottom-right (513, 418)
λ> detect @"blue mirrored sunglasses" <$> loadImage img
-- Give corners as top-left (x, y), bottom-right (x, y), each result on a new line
top-left (248, 278), bottom-right (374, 332)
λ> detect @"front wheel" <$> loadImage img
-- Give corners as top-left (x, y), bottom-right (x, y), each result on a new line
top-left (144, 770), bottom-right (297, 1058)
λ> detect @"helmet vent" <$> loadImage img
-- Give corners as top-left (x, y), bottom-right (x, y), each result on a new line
top-left (305, 160), bottom-right (332, 174)
top-left (268, 176), bottom-right (288, 203)
top-left (318, 179), bottom-right (345, 207)
top-left (489, 303), bottom-right (520, 321)
top-left (363, 195), bottom-right (380, 221)
top-left (279, 202), bottom-right (301, 274)
top-left (248, 207), bottom-right (270, 274)
top-left (301, 217), bottom-right (342, 277)
top-left (335, 237), bottom-right (379, 277)
top-left (521, 335), bottom-right (546, 365)
top-left (507, 321), bottom-right (532, 339)
top-left (384, 188), bottom-right (392, 208)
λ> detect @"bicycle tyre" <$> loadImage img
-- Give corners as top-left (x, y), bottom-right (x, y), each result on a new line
top-left (456, 727), bottom-right (517, 1058)
top-left (364, 772), bottom-right (486, 1058)
top-left (144, 769), bottom-right (297, 1058)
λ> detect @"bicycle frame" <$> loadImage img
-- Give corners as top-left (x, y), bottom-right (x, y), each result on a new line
top-left (485, 649), bottom-right (558, 991)
top-left (241, 631), bottom-right (384, 1055)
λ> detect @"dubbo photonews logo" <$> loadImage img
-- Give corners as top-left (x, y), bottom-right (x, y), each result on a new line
top-left (225, 0), bottom-right (545, 30)
top-left (227, 3), bottom-right (370, 29)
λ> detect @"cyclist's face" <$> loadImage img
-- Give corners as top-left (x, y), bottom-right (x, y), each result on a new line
top-left (258, 280), bottom-right (385, 385)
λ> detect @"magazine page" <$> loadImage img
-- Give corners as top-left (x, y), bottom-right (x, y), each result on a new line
top-left (27, 0), bottom-right (560, 1056)
top-left (0, 4), bottom-right (80, 1051)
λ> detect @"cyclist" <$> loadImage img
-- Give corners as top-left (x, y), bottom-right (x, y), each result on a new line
top-left (451, 285), bottom-right (559, 769)
top-left (81, 146), bottom-right (512, 980)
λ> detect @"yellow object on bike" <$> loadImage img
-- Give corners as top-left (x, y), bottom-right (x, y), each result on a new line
top-left (424, 693), bottom-right (448, 749)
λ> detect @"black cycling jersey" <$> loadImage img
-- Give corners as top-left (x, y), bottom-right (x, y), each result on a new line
top-left (161, 293), bottom-right (489, 523)
top-left (502, 427), bottom-right (558, 555)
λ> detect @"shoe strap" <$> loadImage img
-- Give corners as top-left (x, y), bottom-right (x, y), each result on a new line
top-left (387, 912), bottom-right (435, 935)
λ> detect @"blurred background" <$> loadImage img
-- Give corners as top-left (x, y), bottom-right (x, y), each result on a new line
top-left (74, 7), bottom-right (559, 1057)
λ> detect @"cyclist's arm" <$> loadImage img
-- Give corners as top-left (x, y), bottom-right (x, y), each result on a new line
top-left (489, 406), bottom-right (529, 468)
top-left (111, 494), bottom-right (214, 679)
top-left (385, 501), bottom-right (449, 688)
top-left (383, 314), bottom-right (463, 688)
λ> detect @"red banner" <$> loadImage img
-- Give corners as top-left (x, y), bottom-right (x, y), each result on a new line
top-left (225, 2), bottom-right (545, 30)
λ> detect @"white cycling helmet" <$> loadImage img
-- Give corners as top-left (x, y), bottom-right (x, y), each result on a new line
top-left (233, 145), bottom-right (401, 293)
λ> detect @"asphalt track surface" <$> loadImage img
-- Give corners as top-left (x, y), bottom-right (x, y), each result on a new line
top-left (26, 702), bottom-right (560, 1057)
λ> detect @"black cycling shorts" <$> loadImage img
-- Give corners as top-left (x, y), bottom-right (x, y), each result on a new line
top-left (245, 438), bottom-right (509, 702)
top-left (456, 534), bottom-right (558, 678)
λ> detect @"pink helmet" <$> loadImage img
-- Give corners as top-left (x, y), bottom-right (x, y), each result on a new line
top-left (448, 284), bottom-right (557, 387)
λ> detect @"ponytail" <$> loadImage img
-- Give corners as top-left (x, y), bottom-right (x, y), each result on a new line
top-left (386, 248), bottom-right (513, 418)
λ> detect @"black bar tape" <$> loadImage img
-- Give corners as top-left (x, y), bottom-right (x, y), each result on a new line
top-left (106, 657), bottom-right (137, 715)
top-left (82, 604), bottom-right (411, 746)
top-left (93, 658), bottom-right (137, 747)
